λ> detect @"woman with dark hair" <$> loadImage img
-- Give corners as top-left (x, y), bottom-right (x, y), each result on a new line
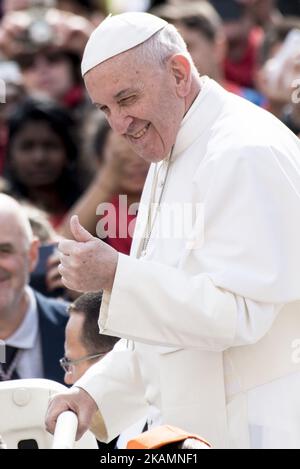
top-left (4, 99), bottom-right (83, 227)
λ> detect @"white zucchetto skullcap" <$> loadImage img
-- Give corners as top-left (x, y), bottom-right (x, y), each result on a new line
top-left (81, 12), bottom-right (168, 76)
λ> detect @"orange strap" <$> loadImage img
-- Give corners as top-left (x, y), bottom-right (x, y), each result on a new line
top-left (127, 425), bottom-right (211, 449)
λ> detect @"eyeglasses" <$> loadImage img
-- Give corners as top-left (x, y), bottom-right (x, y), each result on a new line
top-left (59, 352), bottom-right (107, 374)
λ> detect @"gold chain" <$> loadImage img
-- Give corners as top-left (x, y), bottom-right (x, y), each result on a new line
top-left (139, 148), bottom-right (173, 257)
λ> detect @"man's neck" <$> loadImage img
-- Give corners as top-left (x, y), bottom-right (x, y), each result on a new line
top-left (0, 291), bottom-right (29, 341)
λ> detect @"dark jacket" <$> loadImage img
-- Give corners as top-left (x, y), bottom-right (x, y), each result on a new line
top-left (35, 291), bottom-right (68, 384)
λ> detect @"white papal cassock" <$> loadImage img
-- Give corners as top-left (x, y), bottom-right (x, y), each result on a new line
top-left (76, 78), bottom-right (300, 449)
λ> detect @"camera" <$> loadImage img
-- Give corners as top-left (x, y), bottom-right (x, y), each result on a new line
top-left (22, 0), bottom-right (56, 50)
top-left (265, 29), bottom-right (300, 90)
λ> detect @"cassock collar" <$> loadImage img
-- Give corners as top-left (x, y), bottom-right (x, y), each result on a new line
top-left (172, 77), bottom-right (227, 159)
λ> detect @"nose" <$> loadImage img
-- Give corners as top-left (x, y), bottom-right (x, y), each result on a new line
top-left (64, 371), bottom-right (74, 386)
top-left (108, 109), bottom-right (134, 135)
top-left (31, 145), bottom-right (46, 164)
top-left (34, 55), bottom-right (50, 72)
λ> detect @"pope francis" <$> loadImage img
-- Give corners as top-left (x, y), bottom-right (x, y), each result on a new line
top-left (46, 12), bottom-right (300, 449)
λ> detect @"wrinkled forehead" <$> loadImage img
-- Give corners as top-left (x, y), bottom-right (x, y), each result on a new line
top-left (66, 312), bottom-right (84, 335)
top-left (85, 49), bottom-right (142, 86)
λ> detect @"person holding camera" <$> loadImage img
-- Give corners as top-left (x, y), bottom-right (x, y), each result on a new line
top-left (0, 3), bottom-right (94, 119)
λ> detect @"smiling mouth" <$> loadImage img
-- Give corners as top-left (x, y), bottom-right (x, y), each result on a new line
top-left (130, 123), bottom-right (150, 140)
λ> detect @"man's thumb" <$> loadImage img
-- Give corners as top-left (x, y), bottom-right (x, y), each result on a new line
top-left (70, 215), bottom-right (93, 243)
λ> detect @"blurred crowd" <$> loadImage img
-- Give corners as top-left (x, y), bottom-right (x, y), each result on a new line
top-left (0, 0), bottom-right (300, 421)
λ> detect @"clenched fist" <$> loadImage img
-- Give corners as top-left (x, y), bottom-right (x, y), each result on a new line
top-left (45, 387), bottom-right (98, 440)
top-left (58, 215), bottom-right (118, 293)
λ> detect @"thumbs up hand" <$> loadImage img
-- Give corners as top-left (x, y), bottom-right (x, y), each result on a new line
top-left (70, 215), bottom-right (94, 243)
top-left (58, 215), bottom-right (118, 293)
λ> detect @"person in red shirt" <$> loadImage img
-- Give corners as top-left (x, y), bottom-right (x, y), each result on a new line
top-left (151, 1), bottom-right (265, 105)
top-left (209, 0), bottom-right (264, 89)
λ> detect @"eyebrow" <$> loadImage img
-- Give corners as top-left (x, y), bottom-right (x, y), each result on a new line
top-left (94, 88), bottom-right (137, 107)
top-left (0, 243), bottom-right (14, 250)
top-left (113, 88), bottom-right (136, 100)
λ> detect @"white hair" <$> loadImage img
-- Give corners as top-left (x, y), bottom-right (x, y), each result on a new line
top-left (133, 23), bottom-right (198, 75)
top-left (0, 194), bottom-right (34, 249)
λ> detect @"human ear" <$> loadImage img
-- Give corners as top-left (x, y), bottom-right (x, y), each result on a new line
top-left (28, 238), bottom-right (40, 273)
top-left (168, 54), bottom-right (192, 98)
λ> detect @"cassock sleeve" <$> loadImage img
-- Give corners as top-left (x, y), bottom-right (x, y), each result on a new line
top-left (74, 339), bottom-right (148, 442)
top-left (98, 144), bottom-right (300, 351)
